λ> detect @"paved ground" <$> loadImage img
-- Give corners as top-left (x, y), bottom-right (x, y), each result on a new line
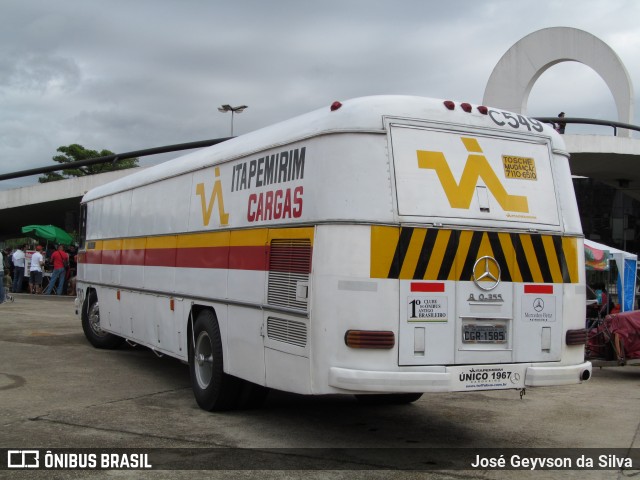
top-left (0, 295), bottom-right (639, 479)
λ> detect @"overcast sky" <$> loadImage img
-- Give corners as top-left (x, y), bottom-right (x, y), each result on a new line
top-left (1, 0), bottom-right (639, 190)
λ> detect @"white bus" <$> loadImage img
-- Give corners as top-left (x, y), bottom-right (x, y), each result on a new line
top-left (76, 96), bottom-right (591, 410)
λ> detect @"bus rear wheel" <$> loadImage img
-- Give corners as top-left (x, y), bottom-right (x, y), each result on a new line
top-left (189, 309), bottom-right (242, 411)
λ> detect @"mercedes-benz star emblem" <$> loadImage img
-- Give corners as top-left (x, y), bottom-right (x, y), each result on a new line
top-left (472, 256), bottom-right (501, 291)
top-left (533, 298), bottom-right (545, 312)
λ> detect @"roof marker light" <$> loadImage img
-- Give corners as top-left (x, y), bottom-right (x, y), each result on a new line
top-left (330, 101), bottom-right (342, 111)
top-left (460, 103), bottom-right (472, 113)
top-left (443, 100), bottom-right (455, 110)
top-left (477, 106), bottom-right (489, 115)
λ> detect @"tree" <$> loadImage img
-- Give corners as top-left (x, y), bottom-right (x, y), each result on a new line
top-left (38, 144), bottom-right (139, 183)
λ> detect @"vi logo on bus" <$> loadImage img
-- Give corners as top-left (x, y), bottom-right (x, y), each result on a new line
top-left (195, 166), bottom-right (230, 227)
top-left (416, 137), bottom-right (529, 213)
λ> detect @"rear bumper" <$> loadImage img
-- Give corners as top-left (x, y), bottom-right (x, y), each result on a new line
top-left (328, 361), bottom-right (592, 393)
top-left (524, 362), bottom-right (592, 386)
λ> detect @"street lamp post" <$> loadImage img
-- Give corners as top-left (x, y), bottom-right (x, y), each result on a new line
top-left (218, 104), bottom-right (248, 136)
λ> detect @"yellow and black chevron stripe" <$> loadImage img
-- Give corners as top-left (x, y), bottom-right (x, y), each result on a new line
top-left (371, 226), bottom-right (579, 283)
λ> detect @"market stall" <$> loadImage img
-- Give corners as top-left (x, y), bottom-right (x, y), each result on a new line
top-left (584, 239), bottom-right (637, 312)
top-left (585, 240), bottom-right (640, 365)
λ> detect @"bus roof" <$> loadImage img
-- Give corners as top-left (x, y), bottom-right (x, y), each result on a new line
top-left (82, 95), bottom-right (561, 202)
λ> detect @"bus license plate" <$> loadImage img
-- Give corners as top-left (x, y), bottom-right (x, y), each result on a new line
top-left (462, 324), bottom-right (506, 344)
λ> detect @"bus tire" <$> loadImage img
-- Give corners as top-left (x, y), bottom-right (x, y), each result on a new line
top-left (189, 309), bottom-right (242, 411)
top-left (355, 393), bottom-right (423, 405)
top-left (81, 291), bottom-right (124, 349)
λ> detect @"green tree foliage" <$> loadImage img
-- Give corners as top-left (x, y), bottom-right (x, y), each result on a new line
top-left (38, 144), bottom-right (139, 183)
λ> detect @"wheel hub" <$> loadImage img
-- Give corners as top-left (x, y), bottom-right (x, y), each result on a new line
top-left (194, 331), bottom-right (214, 389)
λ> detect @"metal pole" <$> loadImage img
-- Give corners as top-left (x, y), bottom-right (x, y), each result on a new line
top-left (218, 105), bottom-right (247, 137)
top-left (230, 111), bottom-right (234, 136)
top-left (0, 137), bottom-right (233, 182)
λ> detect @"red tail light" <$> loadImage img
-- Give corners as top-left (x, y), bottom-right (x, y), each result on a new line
top-left (460, 103), bottom-right (472, 113)
top-left (443, 100), bottom-right (455, 110)
top-left (566, 328), bottom-right (588, 346)
top-left (345, 330), bottom-right (395, 349)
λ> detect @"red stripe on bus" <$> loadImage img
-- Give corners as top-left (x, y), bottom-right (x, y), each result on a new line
top-left (524, 284), bottom-right (554, 294)
top-left (410, 282), bottom-right (445, 292)
top-left (176, 246), bottom-right (229, 269)
top-left (81, 245), bottom-right (311, 273)
top-left (86, 250), bottom-right (102, 265)
top-left (101, 249), bottom-right (121, 265)
top-left (145, 248), bottom-right (177, 267)
top-left (229, 246), bottom-right (268, 271)
top-left (121, 249), bottom-right (145, 266)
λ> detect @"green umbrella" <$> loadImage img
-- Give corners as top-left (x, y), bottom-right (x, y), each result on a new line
top-left (21, 224), bottom-right (73, 245)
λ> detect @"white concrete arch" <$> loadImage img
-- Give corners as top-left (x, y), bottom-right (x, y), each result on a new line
top-left (483, 27), bottom-right (634, 137)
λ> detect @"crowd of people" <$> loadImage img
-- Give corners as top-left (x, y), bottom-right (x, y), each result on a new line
top-left (1, 243), bottom-right (77, 301)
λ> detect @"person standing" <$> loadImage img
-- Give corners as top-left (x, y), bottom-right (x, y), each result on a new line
top-left (29, 245), bottom-right (45, 294)
top-left (11, 244), bottom-right (26, 294)
top-left (43, 245), bottom-right (69, 295)
top-left (64, 245), bottom-right (77, 296)
top-left (556, 112), bottom-right (566, 134)
top-left (3, 247), bottom-right (12, 275)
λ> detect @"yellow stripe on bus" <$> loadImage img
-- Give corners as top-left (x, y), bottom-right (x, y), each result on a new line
top-left (519, 234), bottom-right (544, 283)
top-left (541, 235), bottom-right (562, 283)
top-left (87, 227), bottom-right (316, 253)
top-left (562, 236), bottom-right (580, 283)
top-left (426, 229), bottom-right (452, 281)
top-left (399, 228), bottom-right (426, 279)
top-left (177, 231), bottom-right (230, 249)
top-left (370, 226), bottom-right (401, 279)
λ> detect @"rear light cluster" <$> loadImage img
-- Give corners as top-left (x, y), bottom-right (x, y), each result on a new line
top-left (444, 100), bottom-right (488, 115)
top-left (345, 330), bottom-right (395, 349)
top-left (566, 328), bottom-right (588, 346)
